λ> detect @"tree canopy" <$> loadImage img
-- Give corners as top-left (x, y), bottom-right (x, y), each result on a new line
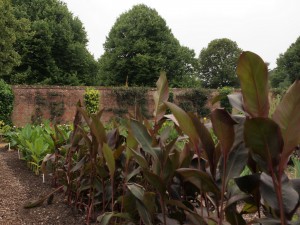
top-left (5, 0), bottom-right (98, 85)
top-left (198, 38), bottom-right (242, 88)
top-left (270, 36), bottom-right (300, 88)
top-left (0, 0), bottom-right (29, 79)
top-left (98, 4), bottom-right (198, 87)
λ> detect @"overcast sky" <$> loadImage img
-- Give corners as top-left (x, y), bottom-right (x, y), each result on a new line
top-left (61, 0), bottom-right (300, 69)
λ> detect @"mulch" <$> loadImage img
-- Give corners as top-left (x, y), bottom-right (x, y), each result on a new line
top-left (0, 144), bottom-right (86, 225)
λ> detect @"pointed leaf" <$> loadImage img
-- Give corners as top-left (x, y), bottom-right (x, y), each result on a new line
top-left (236, 51), bottom-right (269, 117)
top-left (176, 168), bottom-right (220, 198)
top-left (211, 109), bottom-right (237, 160)
top-left (130, 119), bottom-right (160, 160)
top-left (136, 199), bottom-right (153, 225)
top-left (127, 148), bottom-right (148, 169)
top-left (165, 102), bottom-right (199, 146)
top-left (189, 114), bottom-right (216, 177)
top-left (102, 143), bottom-right (115, 177)
top-left (272, 81), bottom-right (300, 164)
top-left (153, 72), bottom-right (169, 122)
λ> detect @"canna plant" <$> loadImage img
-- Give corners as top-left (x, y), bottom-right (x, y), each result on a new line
top-left (27, 53), bottom-right (300, 225)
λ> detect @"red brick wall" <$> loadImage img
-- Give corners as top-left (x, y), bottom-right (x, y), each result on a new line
top-left (11, 86), bottom-right (219, 126)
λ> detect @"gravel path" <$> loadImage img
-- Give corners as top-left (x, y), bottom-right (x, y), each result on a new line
top-left (0, 145), bottom-right (86, 225)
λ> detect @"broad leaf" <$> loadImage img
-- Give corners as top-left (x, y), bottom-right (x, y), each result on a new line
top-left (136, 199), bottom-right (153, 225)
top-left (143, 170), bottom-right (166, 196)
top-left (260, 172), bottom-right (299, 219)
top-left (176, 168), bottom-right (220, 198)
top-left (127, 148), bottom-right (148, 169)
top-left (228, 93), bottom-right (246, 115)
top-left (164, 102), bottom-right (199, 147)
top-left (272, 81), bottom-right (300, 165)
top-left (130, 119), bottom-right (160, 161)
top-left (211, 109), bottom-right (237, 160)
top-left (244, 118), bottom-right (283, 172)
top-left (236, 51), bottom-right (269, 117)
top-left (153, 72), bottom-right (169, 122)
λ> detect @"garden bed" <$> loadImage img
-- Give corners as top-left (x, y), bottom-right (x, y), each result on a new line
top-left (0, 144), bottom-right (86, 225)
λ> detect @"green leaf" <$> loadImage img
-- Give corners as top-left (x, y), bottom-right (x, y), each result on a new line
top-left (127, 183), bottom-right (145, 202)
top-left (244, 118), bottom-right (283, 172)
top-left (164, 101), bottom-right (199, 146)
top-left (102, 143), bottom-right (115, 177)
top-left (176, 168), bottom-right (220, 198)
top-left (272, 81), bottom-right (300, 165)
top-left (211, 109), bottom-right (237, 160)
top-left (130, 119), bottom-right (160, 160)
top-left (153, 71), bottom-right (169, 122)
top-left (236, 51), bottom-right (269, 117)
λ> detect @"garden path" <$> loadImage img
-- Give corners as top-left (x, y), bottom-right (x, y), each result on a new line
top-left (0, 145), bottom-right (85, 225)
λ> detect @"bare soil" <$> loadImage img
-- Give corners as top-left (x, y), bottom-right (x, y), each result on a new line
top-left (0, 144), bottom-right (86, 225)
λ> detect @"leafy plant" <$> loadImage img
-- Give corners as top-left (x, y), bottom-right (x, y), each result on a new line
top-left (25, 52), bottom-right (300, 225)
top-left (84, 87), bottom-right (100, 114)
top-left (0, 79), bottom-right (14, 125)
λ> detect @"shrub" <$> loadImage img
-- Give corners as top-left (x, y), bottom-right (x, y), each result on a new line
top-left (83, 87), bottom-right (99, 114)
top-left (219, 86), bottom-right (233, 113)
top-left (177, 88), bottom-right (209, 116)
top-left (0, 79), bottom-right (14, 125)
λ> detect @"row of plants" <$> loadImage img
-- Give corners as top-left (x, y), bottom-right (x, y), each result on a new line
top-left (15, 51), bottom-right (299, 225)
top-left (1, 51), bottom-right (299, 225)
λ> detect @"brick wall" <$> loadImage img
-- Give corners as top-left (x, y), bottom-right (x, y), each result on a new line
top-left (11, 86), bottom-right (219, 126)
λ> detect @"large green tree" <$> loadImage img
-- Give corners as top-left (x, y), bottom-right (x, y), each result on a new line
top-left (198, 38), bottom-right (242, 88)
top-left (9, 0), bottom-right (98, 85)
top-left (270, 36), bottom-right (300, 88)
top-left (98, 4), bottom-right (197, 87)
top-left (0, 0), bottom-right (29, 79)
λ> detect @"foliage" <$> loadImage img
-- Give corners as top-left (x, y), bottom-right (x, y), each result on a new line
top-left (177, 88), bottom-right (210, 116)
top-left (8, 0), bottom-right (98, 85)
top-left (7, 121), bottom-right (72, 175)
top-left (0, 79), bottom-right (14, 125)
top-left (84, 87), bottom-right (100, 114)
top-left (0, 0), bottom-right (30, 79)
top-left (270, 36), bottom-right (300, 88)
top-left (112, 86), bottom-right (148, 118)
top-left (98, 4), bottom-right (198, 87)
top-left (198, 38), bottom-right (242, 88)
top-left (24, 52), bottom-right (300, 225)
top-left (219, 86), bottom-right (233, 113)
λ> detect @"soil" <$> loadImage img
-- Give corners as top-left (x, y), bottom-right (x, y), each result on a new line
top-left (0, 144), bottom-right (86, 225)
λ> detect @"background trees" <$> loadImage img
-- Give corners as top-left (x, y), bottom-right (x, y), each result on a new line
top-left (270, 36), bottom-right (300, 89)
top-left (198, 38), bottom-right (242, 88)
top-left (98, 4), bottom-right (198, 87)
top-left (0, 0), bottom-right (29, 80)
top-left (7, 0), bottom-right (98, 85)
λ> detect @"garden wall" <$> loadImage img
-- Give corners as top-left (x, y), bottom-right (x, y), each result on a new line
top-left (11, 85), bottom-right (220, 127)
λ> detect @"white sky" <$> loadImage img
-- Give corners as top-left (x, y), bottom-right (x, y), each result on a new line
top-left (61, 0), bottom-right (300, 69)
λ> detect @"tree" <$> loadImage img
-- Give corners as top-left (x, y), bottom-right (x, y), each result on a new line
top-left (0, 0), bottom-right (29, 79)
top-left (98, 4), bottom-right (197, 87)
top-left (9, 0), bottom-right (98, 85)
top-left (270, 36), bottom-right (300, 88)
top-left (0, 79), bottom-right (14, 125)
top-left (198, 38), bottom-right (242, 88)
